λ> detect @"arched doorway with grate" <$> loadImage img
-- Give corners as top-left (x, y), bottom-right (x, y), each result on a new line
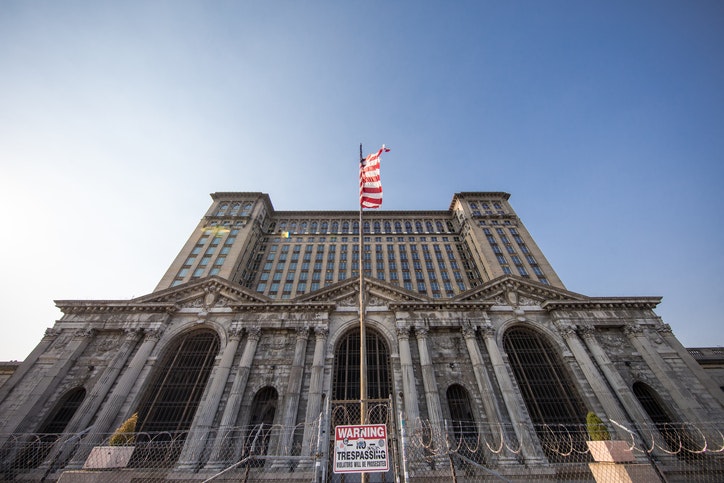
top-left (329, 326), bottom-right (395, 482)
top-left (130, 328), bottom-right (220, 467)
top-left (10, 387), bottom-right (86, 474)
top-left (503, 325), bottom-right (589, 462)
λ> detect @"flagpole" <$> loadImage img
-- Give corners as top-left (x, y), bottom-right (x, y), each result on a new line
top-left (359, 143), bottom-right (367, 427)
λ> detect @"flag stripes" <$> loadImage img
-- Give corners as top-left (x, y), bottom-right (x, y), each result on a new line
top-left (359, 145), bottom-right (389, 209)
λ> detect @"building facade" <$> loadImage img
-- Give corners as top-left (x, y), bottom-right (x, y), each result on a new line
top-left (0, 191), bottom-right (722, 481)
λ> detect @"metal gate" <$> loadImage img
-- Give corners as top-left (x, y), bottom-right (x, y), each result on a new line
top-left (324, 398), bottom-right (399, 483)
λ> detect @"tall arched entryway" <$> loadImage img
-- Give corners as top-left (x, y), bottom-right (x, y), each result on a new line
top-left (131, 328), bottom-right (220, 467)
top-left (330, 327), bottom-right (395, 482)
top-left (633, 381), bottom-right (697, 457)
top-left (503, 326), bottom-right (588, 462)
top-left (11, 387), bottom-right (86, 473)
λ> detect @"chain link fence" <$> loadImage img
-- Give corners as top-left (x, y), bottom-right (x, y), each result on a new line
top-left (1, 416), bottom-right (723, 482)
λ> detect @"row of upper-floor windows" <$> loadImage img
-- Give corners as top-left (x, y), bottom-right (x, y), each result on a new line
top-left (257, 276), bottom-right (467, 299)
top-left (215, 202), bottom-right (254, 216)
top-left (268, 219), bottom-right (456, 235)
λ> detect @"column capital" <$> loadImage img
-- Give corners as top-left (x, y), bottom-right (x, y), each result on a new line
top-left (577, 324), bottom-right (596, 338)
top-left (246, 326), bottom-right (262, 340)
top-left (314, 326), bottom-right (329, 339)
top-left (415, 326), bottom-right (429, 338)
top-left (74, 328), bottom-right (96, 338)
top-left (481, 323), bottom-right (496, 338)
top-left (123, 327), bottom-right (144, 340)
top-left (555, 321), bottom-right (577, 338)
top-left (295, 326), bottom-right (310, 340)
top-left (144, 328), bottom-right (164, 341)
top-left (228, 327), bottom-right (244, 341)
top-left (396, 326), bottom-right (411, 340)
top-left (461, 325), bottom-right (476, 338)
top-left (623, 324), bottom-right (643, 337)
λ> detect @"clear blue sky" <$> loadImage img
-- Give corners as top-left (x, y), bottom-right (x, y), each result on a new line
top-left (1, 1), bottom-right (722, 361)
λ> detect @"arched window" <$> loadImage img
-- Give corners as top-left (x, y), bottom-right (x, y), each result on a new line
top-left (373, 222), bottom-right (381, 234)
top-left (230, 203), bottom-right (241, 216)
top-left (241, 203), bottom-right (253, 216)
top-left (447, 384), bottom-right (482, 463)
top-left (133, 329), bottom-right (220, 466)
top-left (633, 381), bottom-right (694, 456)
top-left (415, 221), bottom-right (423, 233)
top-left (352, 222), bottom-right (359, 234)
top-left (342, 221), bottom-right (349, 233)
top-left (436, 221), bottom-right (445, 233)
top-left (243, 387), bottom-right (279, 464)
top-left (331, 221), bottom-right (339, 233)
top-left (503, 326), bottom-right (588, 462)
top-left (384, 221), bottom-right (391, 233)
top-left (216, 203), bottom-right (229, 216)
top-left (405, 222), bottom-right (413, 234)
top-left (12, 387), bottom-right (86, 472)
top-left (425, 221), bottom-right (434, 233)
top-left (332, 328), bottom-right (391, 425)
top-left (310, 222), bottom-right (318, 233)
top-left (363, 221), bottom-right (370, 234)
top-left (321, 222), bottom-right (328, 233)
top-left (395, 222), bottom-right (403, 233)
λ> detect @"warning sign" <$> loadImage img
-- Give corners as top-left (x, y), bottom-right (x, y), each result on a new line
top-left (333, 424), bottom-right (389, 473)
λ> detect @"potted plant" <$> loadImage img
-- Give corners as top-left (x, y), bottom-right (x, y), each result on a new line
top-left (585, 411), bottom-right (633, 463)
top-left (83, 413), bottom-right (138, 469)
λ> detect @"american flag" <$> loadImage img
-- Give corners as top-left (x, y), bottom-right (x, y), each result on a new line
top-left (359, 145), bottom-right (389, 209)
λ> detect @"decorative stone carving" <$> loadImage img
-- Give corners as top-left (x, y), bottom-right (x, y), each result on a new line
top-left (461, 326), bottom-right (476, 338)
top-left (44, 328), bottom-right (61, 338)
top-left (396, 326), bottom-right (411, 340)
top-left (228, 327), bottom-right (244, 341)
top-left (314, 326), bottom-right (328, 339)
top-left (555, 322), bottom-right (577, 338)
top-left (246, 326), bottom-right (262, 340)
top-left (623, 324), bottom-right (643, 337)
top-left (144, 328), bottom-right (164, 341)
top-left (481, 324), bottom-right (496, 338)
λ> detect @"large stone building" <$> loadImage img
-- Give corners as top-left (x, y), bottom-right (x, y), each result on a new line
top-left (0, 191), bottom-right (722, 481)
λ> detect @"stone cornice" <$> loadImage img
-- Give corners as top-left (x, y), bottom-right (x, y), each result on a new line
top-left (541, 297), bottom-right (662, 311)
top-left (55, 301), bottom-right (178, 314)
top-left (389, 301), bottom-right (495, 311)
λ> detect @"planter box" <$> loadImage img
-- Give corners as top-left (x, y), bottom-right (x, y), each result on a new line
top-left (83, 445), bottom-right (134, 469)
top-left (588, 462), bottom-right (659, 483)
top-left (587, 440), bottom-right (634, 463)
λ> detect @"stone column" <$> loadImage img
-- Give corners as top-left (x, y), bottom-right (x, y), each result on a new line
top-left (177, 328), bottom-right (243, 470)
top-left (206, 327), bottom-right (261, 468)
top-left (480, 324), bottom-right (546, 464)
top-left (578, 325), bottom-right (658, 434)
top-left (0, 328), bottom-right (95, 444)
top-left (278, 326), bottom-right (310, 456)
top-left (624, 324), bottom-right (705, 422)
top-left (415, 327), bottom-right (443, 425)
top-left (0, 328), bottom-right (60, 407)
top-left (67, 329), bottom-right (144, 434)
top-left (656, 324), bottom-right (724, 407)
top-left (301, 326), bottom-right (328, 457)
top-left (38, 328), bottom-right (144, 470)
top-left (397, 325), bottom-right (420, 426)
top-left (67, 328), bottom-right (163, 468)
top-left (554, 321), bottom-right (633, 439)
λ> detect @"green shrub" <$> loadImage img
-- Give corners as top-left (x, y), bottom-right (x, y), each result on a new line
top-left (109, 413), bottom-right (138, 446)
top-left (586, 411), bottom-right (610, 441)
